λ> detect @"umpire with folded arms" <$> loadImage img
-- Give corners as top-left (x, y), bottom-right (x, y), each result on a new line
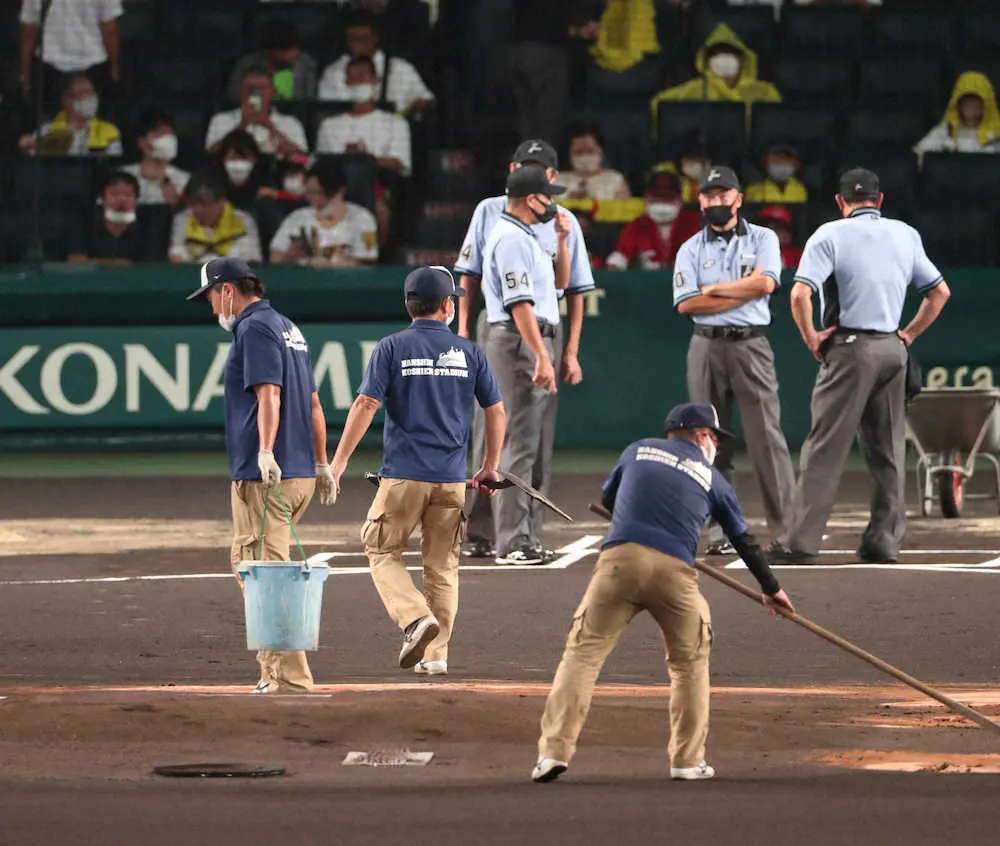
top-left (773, 168), bottom-right (951, 565)
top-left (187, 257), bottom-right (337, 694)
top-left (673, 166), bottom-right (796, 555)
top-left (330, 267), bottom-right (506, 675)
top-left (532, 403), bottom-right (793, 784)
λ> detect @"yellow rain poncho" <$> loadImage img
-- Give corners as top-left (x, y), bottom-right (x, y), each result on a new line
top-left (590, 0), bottom-right (660, 73)
top-left (941, 72), bottom-right (1000, 146)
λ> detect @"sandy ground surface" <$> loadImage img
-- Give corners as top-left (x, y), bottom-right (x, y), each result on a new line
top-left (3, 469), bottom-right (1000, 844)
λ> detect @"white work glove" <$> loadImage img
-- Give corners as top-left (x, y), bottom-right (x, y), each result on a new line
top-left (316, 463), bottom-right (338, 506)
top-left (257, 449), bottom-right (282, 485)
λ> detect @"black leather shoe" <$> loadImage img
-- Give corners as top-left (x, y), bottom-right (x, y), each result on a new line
top-left (857, 548), bottom-right (898, 564)
top-left (768, 547), bottom-right (819, 566)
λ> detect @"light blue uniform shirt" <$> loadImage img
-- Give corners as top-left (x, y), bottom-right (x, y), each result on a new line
top-left (672, 219), bottom-right (782, 327)
top-left (454, 195), bottom-right (596, 295)
top-left (794, 208), bottom-right (943, 333)
top-left (481, 212), bottom-right (561, 326)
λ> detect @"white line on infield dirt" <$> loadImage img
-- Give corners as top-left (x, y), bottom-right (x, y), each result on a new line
top-left (0, 535), bottom-right (604, 586)
top-left (724, 560), bottom-right (1000, 575)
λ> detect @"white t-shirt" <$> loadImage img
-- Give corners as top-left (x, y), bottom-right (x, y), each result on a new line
top-left (317, 50), bottom-right (433, 114)
top-left (204, 108), bottom-right (308, 155)
top-left (315, 110), bottom-right (411, 175)
top-left (169, 208), bottom-right (263, 264)
top-left (561, 169), bottom-right (630, 200)
top-left (269, 204), bottom-right (379, 263)
top-left (121, 163), bottom-right (191, 205)
top-left (913, 122), bottom-right (1000, 156)
top-left (20, 0), bottom-right (122, 72)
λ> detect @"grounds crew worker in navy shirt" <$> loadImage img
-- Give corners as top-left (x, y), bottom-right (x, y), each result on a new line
top-left (673, 165), bottom-right (795, 557)
top-left (532, 403), bottom-right (793, 784)
top-left (773, 169), bottom-right (951, 565)
top-left (187, 257), bottom-right (337, 695)
top-left (330, 267), bottom-right (505, 676)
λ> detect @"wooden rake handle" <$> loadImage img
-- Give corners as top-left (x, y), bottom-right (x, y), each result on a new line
top-left (587, 503), bottom-right (1000, 737)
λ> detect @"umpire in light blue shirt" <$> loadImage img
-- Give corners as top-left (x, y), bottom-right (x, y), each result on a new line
top-left (774, 168), bottom-right (951, 565)
top-left (672, 166), bottom-right (796, 556)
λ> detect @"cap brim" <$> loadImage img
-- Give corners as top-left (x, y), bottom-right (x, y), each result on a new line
top-left (699, 181), bottom-right (739, 193)
top-left (186, 286), bottom-right (212, 301)
top-left (547, 183), bottom-right (567, 195)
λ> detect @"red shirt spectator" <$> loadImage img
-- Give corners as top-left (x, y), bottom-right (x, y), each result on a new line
top-left (755, 204), bottom-right (802, 270)
top-left (606, 171), bottom-right (702, 270)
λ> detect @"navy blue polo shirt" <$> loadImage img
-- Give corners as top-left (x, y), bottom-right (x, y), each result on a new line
top-left (601, 437), bottom-right (749, 565)
top-left (358, 319), bottom-right (502, 483)
top-left (224, 300), bottom-right (317, 481)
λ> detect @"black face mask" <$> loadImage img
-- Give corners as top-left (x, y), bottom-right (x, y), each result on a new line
top-left (530, 196), bottom-right (558, 224)
top-left (703, 205), bottom-right (734, 228)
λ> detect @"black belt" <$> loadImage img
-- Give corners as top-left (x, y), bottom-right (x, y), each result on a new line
top-left (693, 325), bottom-right (767, 341)
top-left (495, 320), bottom-right (558, 339)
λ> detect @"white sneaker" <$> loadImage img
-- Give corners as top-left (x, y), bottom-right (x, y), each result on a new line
top-left (252, 680), bottom-right (271, 694)
top-left (531, 757), bottom-right (568, 783)
top-left (670, 761), bottom-right (715, 781)
top-left (414, 659), bottom-right (448, 676)
top-left (399, 615), bottom-right (440, 669)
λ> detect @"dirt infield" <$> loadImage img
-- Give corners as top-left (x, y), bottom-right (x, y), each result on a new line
top-left (4, 466), bottom-right (1000, 844)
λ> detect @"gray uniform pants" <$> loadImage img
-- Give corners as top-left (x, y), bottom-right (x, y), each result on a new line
top-left (687, 334), bottom-right (795, 539)
top-left (483, 322), bottom-right (558, 556)
top-left (468, 311), bottom-right (561, 550)
top-left (784, 333), bottom-right (908, 557)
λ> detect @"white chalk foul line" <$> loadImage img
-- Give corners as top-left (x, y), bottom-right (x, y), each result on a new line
top-left (0, 535), bottom-right (604, 586)
top-left (724, 559), bottom-right (1000, 575)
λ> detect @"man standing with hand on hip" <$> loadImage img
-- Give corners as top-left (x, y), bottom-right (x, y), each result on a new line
top-left (330, 267), bottom-right (506, 676)
top-left (481, 165), bottom-right (570, 565)
top-left (673, 165), bottom-right (795, 556)
top-left (187, 257), bottom-right (337, 694)
top-left (774, 168), bottom-right (950, 565)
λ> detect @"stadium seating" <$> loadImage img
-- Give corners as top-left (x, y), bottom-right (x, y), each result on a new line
top-left (771, 56), bottom-right (853, 108)
top-left (655, 101), bottom-right (746, 167)
top-left (920, 153), bottom-right (1000, 209)
top-left (916, 208), bottom-right (998, 267)
top-left (749, 104), bottom-right (839, 161)
top-left (780, 6), bottom-right (867, 57)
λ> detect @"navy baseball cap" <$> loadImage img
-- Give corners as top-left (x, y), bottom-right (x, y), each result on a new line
top-left (512, 138), bottom-right (559, 170)
top-left (507, 165), bottom-right (566, 199)
top-left (186, 257), bottom-right (258, 301)
top-left (664, 403), bottom-right (733, 438)
top-left (699, 165), bottom-right (741, 193)
top-left (404, 265), bottom-right (466, 301)
top-left (839, 167), bottom-right (880, 200)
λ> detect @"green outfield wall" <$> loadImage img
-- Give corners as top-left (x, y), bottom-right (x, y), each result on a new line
top-left (0, 265), bottom-right (995, 449)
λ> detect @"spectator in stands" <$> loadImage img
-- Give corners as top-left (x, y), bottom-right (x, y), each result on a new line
top-left (122, 110), bottom-right (189, 206)
top-left (562, 123), bottom-right (630, 201)
top-left (913, 71), bottom-right (1000, 164)
top-left (216, 129), bottom-right (268, 210)
top-left (169, 168), bottom-right (263, 264)
top-left (18, 74), bottom-right (121, 156)
top-left (316, 57), bottom-right (411, 176)
top-left (269, 159), bottom-right (379, 267)
top-left (755, 204), bottom-right (801, 270)
top-left (650, 23), bottom-right (780, 118)
top-left (227, 19), bottom-right (318, 104)
top-left (745, 144), bottom-right (807, 204)
top-left (317, 9), bottom-right (433, 116)
top-left (205, 67), bottom-right (308, 158)
top-left (653, 135), bottom-right (711, 204)
top-left (66, 171), bottom-right (162, 264)
top-left (19, 0), bottom-right (122, 110)
top-left (589, 0), bottom-right (659, 74)
top-left (605, 171), bottom-right (702, 271)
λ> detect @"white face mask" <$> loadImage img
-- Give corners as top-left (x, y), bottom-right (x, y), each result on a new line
top-left (445, 299), bottom-right (456, 327)
top-left (766, 163), bottom-right (796, 183)
top-left (707, 53), bottom-right (741, 80)
top-left (283, 174), bottom-right (305, 196)
top-left (224, 159), bottom-right (255, 185)
top-left (699, 432), bottom-right (718, 465)
top-left (150, 134), bottom-right (178, 162)
top-left (74, 95), bottom-right (99, 119)
top-left (681, 160), bottom-right (705, 180)
top-left (347, 83), bottom-right (378, 104)
top-left (218, 287), bottom-right (236, 333)
top-left (646, 201), bottom-right (680, 224)
top-left (571, 153), bottom-right (601, 175)
top-left (104, 209), bottom-right (136, 225)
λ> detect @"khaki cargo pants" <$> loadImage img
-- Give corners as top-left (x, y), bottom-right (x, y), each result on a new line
top-left (538, 543), bottom-right (713, 769)
top-left (362, 478), bottom-right (467, 663)
top-left (230, 477), bottom-right (317, 691)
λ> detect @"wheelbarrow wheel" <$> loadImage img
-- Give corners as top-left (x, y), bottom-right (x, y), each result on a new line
top-left (937, 450), bottom-right (964, 519)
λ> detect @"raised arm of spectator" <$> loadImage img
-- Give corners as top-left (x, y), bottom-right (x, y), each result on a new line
top-left (100, 17), bottom-right (121, 83)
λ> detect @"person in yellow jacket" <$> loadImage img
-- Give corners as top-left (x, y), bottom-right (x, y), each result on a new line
top-left (651, 23), bottom-right (781, 127)
top-left (745, 144), bottom-right (808, 204)
top-left (914, 71), bottom-right (1000, 165)
top-left (18, 74), bottom-right (122, 157)
top-left (169, 168), bottom-right (263, 264)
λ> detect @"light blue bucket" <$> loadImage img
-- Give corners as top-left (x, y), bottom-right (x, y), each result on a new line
top-left (238, 560), bottom-right (330, 651)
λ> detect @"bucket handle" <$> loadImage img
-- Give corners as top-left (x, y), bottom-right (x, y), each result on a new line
top-left (259, 483), bottom-right (310, 571)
